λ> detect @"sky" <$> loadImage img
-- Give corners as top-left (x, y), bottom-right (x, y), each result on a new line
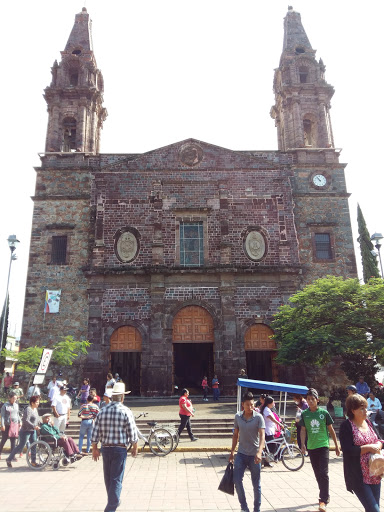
top-left (0, 0), bottom-right (383, 338)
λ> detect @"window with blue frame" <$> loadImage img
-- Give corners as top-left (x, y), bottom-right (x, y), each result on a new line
top-left (180, 222), bottom-right (204, 266)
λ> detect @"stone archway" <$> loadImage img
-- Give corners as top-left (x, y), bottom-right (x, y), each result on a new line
top-left (172, 306), bottom-right (214, 392)
top-left (110, 326), bottom-right (142, 395)
top-left (244, 324), bottom-right (278, 382)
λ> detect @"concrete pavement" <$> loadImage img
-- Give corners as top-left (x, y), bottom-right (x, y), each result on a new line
top-left (0, 450), bottom-right (377, 511)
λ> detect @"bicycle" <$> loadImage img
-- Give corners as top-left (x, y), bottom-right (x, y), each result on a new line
top-left (129, 412), bottom-right (179, 456)
top-left (262, 427), bottom-right (304, 471)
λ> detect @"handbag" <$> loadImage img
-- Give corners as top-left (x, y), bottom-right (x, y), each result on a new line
top-left (218, 462), bottom-right (234, 495)
top-left (8, 420), bottom-right (20, 438)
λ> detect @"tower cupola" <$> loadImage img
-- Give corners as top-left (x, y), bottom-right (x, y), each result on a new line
top-left (270, 7), bottom-right (334, 151)
top-left (44, 8), bottom-right (107, 153)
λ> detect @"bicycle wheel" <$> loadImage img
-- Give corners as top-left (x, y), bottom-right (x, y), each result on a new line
top-left (167, 427), bottom-right (179, 451)
top-left (26, 440), bottom-right (52, 470)
top-left (281, 444), bottom-right (304, 471)
top-left (148, 428), bottom-right (173, 456)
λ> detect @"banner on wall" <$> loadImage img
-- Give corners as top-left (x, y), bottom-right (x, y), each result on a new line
top-left (44, 290), bottom-right (61, 313)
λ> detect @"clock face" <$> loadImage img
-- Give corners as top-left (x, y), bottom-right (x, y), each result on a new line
top-left (313, 174), bottom-right (327, 187)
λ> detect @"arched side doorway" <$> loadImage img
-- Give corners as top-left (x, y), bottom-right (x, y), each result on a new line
top-left (172, 306), bottom-right (214, 393)
top-left (244, 324), bottom-right (278, 382)
top-left (110, 326), bottom-right (142, 395)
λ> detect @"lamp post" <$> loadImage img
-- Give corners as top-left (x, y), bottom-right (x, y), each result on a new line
top-left (371, 232), bottom-right (384, 278)
top-left (0, 235), bottom-right (20, 352)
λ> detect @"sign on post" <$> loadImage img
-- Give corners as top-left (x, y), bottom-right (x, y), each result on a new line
top-left (36, 348), bottom-right (53, 376)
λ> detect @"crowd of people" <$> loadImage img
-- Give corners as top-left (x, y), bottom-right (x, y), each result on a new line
top-left (2, 371), bottom-right (384, 512)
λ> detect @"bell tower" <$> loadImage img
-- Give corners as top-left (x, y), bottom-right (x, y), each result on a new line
top-left (44, 7), bottom-right (107, 153)
top-left (271, 7), bottom-right (334, 150)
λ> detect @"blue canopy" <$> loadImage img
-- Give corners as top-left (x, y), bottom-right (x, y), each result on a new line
top-left (237, 378), bottom-right (308, 395)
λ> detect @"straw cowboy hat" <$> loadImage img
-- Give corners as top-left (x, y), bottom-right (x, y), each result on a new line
top-left (111, 382), bottom-right (131, 395)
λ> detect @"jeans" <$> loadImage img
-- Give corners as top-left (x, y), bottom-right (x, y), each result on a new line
top-left (6, 430), bottom-right (37, 462)
top-left (178, 414), bottom-right (194, 439)
top-left (213, 388), bottom-right (220, 401)
top-left (101, 446), bottom-right (127, 512)
top-left (233, 452), bottom-right (261, 512)
top-left (78, 419), bottom-right (93, 452)
top-left (0, 426), bottom-right (17, 455)
top-left (353, 483), bottom-right (381, 512)
top-left (308, 446), bottom-right (329, 503)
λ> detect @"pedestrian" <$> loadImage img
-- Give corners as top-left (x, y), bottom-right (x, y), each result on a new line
top-left (347, 385), bottom-right (357, 397)
top-left (299, 388), bottom-right (340, 512)
top-left (47, 375), bottom-right (57, 391)
top-left (0, 391), bottom-right (21, 459)
top-left (339, 393), bottom-right (383, 512)
top-left (11, 382), bottom-right (24, 401)
top-left (201, 375), bottom-right (209, 401)
top-left (229, 391), bottom-right (265, 512)
top-left (105, 372), bottom-right (116, 394)
top-left (293, 393), bottom-right (309, 453)
top-left (89, 387), bottom-right (101, 404)
top-left (91, 382), bottom-right (138, 512)
top-left (114, 373), bottom-right (121, 382)
top-left (356, 376), bottom-right (370, 398)
top-left (100, 389), bottom-right (112, 409)
top-left (78, 394), bottom-right (99, 454)
top-left (27, 384), bottom-right (41, 398)
top-left (3, 372), bottom-right (13, 393)
top-left (177, 388), bottom-right (198, 442)
top-left (48, 378), bottom-right (61, 404)
top-left (260, 396), bottom-right (284, 457)
top-left (6, 395), bottom-right (40, 468)
top-left (367, 391), bottom-right (382, 423)
top-left (77, 377), bottom-right (90, 404)
top-left (212, 375), bottom-right (220, 401)
top-left (51, 385), bottom-right (71, 432)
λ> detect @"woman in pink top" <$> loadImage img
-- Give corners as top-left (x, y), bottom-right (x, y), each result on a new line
top-left (201, 376), bottom-right (208, 401)
top-left (177, 389), bottom-right (198, 442)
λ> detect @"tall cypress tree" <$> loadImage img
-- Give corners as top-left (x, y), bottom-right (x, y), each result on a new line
top-left (357, 204), bottom-right (380, 282)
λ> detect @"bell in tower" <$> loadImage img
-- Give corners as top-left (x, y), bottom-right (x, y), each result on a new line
top-left (270, 7), bottom-right (334, 151)
top-left (44, 7), bottom-right (107, 153)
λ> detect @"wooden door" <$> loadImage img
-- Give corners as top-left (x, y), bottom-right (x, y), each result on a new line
top-left (172, 306), bottom-right (214, 343)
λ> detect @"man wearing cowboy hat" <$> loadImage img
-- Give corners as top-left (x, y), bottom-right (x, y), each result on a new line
top-left (91, 381), bottom-right (138, 512)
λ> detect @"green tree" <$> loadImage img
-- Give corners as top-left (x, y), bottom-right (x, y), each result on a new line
top-left (357, 203), bottom-right (380, 283)
top-left (272, 276), bottom-right (384, 366)
top-left (340, 352), bottom-right (380, 390)
top-left (1, 336), bottom-right (91, 388)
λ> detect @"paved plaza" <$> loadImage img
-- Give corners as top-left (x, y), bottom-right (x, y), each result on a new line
top-left (0, 450), bottom-right (378, 512)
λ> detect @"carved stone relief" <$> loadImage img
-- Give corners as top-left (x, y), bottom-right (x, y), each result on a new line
top-left (115, 229), bottom-right (139, 263)
top-left (179, 143), bottom-right (203, 166)
top-left (244, 231), bottom-right (266, 261)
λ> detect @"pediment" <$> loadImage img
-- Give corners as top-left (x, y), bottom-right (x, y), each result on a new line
top-left (101, 138), bottom-right (286, 171)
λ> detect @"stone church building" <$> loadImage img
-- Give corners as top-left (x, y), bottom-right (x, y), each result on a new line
top-left (21, 7), bottom-right (357, 395)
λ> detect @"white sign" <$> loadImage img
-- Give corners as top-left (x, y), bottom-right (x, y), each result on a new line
top-left (36, 349), bottom-right (53, 375)
top-left (33, 375), bottom-right (45, 385)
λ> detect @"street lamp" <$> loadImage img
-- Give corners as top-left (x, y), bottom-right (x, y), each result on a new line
top-left (0, 235), bottom-right (20, 352)
top-left (371, 232), bottom-right (384, 278)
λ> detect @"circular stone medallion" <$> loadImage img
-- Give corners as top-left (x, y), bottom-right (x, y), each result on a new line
top-left (116, 231), bottom-right (138, 263)
top-left (179, 143), bottom-right (203, 166)
top-left (244, 231), bottom-right (266, 261)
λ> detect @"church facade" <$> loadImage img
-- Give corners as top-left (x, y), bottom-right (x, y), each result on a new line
top-left (21, 7), bottom-right (357, 395)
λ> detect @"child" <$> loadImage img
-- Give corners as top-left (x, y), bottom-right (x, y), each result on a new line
top-left (201, 376), bottom-right (208, 401)
top-left (299, 388), bottom-right (340, 512)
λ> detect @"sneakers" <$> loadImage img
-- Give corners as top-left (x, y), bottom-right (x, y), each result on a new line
top-left (6, 461), bottom-right (12, 468)
top-left (319, 502), bottom-right (326, 511)
top-left (191, 437), bottom-right (199, 442)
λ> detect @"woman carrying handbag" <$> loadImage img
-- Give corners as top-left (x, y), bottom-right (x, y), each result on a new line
top-left (0, 391), bottom-right (21, 459)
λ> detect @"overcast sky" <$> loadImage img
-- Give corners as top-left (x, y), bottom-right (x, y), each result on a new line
top-left (0, 0), bottom-right (382, 338)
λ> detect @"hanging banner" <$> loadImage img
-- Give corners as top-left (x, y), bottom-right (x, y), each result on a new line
top-left (44, 290), bottom-right (61, 313)
top-left (36, 348), bottom-right (53, 375)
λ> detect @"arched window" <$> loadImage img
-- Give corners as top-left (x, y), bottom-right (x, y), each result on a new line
top-left (299, 66), bottom-right (309, 83)
top-left (303, 115), bottom-right (317, 147)
top-left (61, 117), bottom-right (77, 152)
top-left (69, 69), bottom-right (79, 86)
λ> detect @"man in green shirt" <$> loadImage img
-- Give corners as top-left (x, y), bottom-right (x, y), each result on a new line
top-left (299, 388), bottom-right (340, 512)
top-left (40, 413), bottom-right (81, 460)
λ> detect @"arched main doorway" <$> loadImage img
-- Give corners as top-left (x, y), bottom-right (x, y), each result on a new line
top-left (172, 306), bottom-right (214, 393)
top-left (245, 324), bottom-right (278, 382)
top-left (110, 326), bottom-right (142, 395)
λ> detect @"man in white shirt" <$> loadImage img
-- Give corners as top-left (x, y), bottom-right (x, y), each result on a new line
top-left (47, 376), bottom-right (57, 391)
top-left (51, 386), bottom-right (71, 432)
top-left (27, 384), bottom-right (41, 398)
